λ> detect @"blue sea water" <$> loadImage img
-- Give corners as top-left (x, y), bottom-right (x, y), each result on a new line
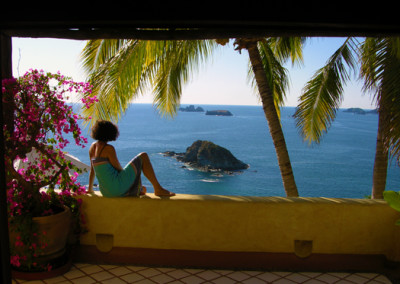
top-left (65, 104), bottom-right (400, 198)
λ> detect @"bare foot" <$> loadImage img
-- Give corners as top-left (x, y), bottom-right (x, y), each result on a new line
top-left (155, 187), bottom-right (175, 197)
top-left (140, 186), bottom-right (147, 196)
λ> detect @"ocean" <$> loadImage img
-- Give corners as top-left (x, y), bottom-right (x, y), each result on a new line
top-left (66, 104), bottom-right (400, 198)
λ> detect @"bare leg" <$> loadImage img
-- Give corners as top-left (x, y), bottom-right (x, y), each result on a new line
top-left (140, 186), bottom-right (147, 195)
top-left (139, 152), bottom-right (175, 196)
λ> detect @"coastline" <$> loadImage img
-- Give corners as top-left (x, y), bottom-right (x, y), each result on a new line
top-left (68, 104), bottom-right (397, 199)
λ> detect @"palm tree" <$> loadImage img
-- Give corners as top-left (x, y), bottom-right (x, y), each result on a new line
top-left (80, 37), bottom-right (304, 197)
top-left (294, 37), bottom-right (400, 199)
top-left (360, 38), bottom-right (400, 198)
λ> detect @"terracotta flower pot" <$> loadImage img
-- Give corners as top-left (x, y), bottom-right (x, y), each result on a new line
top-left (10, 206), bottom-right (73, 280)
top-left (32, 205), bottom-right (71, 260)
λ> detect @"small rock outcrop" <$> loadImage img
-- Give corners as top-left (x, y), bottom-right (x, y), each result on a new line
top-left (163, 140), bottom-right (248, 172)
top-left (179, 105), bottom-right (204, 112)
top-left (205, 110), bottom-right (233, 116)
top-left (343, 108), bottom-right (377, 115)
top-left (343, 108), bottom-right (366, 115)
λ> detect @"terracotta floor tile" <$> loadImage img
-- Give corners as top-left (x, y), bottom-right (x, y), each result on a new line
top-left (210, 276), bottom-right (237, 284)
top-left (150, 273), bottom-right (175, 284)
top-left (120, 272), bottom-right (146, 283)
top-left (183, 268), bottom-right (204, 274)
top-left (101, 278), bottom-right (128, 284)
top-left (156, 267), bottom-right (176, 273)
top-left (137, 267), bottom-right (162, 278)
top-left (315, 273), bottom-right (341, 283)
top-left (355, 272), bottom-right (380, 279)
top-left (344, 273), bottom-right (373, 283)
top-left (79, 264), bottom-right (104, 275)
top-left (42, 275), bottom-right (68, 283)
top-left (99, 264), bottom-right (118, 270)
top-left (108, 266), bottom-right (132, 276)
top-left (90, 270), bottom-right (114, 281)
top-left (167, 269), bottom-right (191, 279)
top-left (196, 270), bottom-right (221, 280)
top-left (272, 271), bottom-right (292, 277)
top-left (302, 279), bottom-right (327, 284)
top-left (374, 274), bottom-right (393, 283)
top-left (273, 279), bottom-right (297, 284)
top-left (225, 271), bottom-right (251, 282)
top-left (212, 269), bottom-right (234, 275)
top-left (63, 268), bottom-right (85, 280)
top-left (69, 276), bottom-right (96, 284)
top-left (11, 262), bottom-right (396, 284)
top-left (299, 272), bottom-right (323, 278)
top-left (133, 279), bottom-right (157, 284)
top-left (326, 272), bottom-right (351, 279)
top-left (180, 275), bottom-right (205, 284)
top-left (285, 273), bottom-right (312, 283)
top-left (242, 277), bottom-right (269, 284)
top-left (255, 272), bottom-right (281, 282)
top-left (125, 266), bottom-right (148, 272)
top-left (242, 270), bottom-right (263, 276)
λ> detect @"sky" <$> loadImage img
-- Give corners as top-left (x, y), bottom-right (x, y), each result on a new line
top-left (11, 37), bottom-right (376, 109)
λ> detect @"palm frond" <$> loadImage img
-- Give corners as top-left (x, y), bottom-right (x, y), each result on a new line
top-left (294, 37), bottom-right (358, 144)
top-left (80, 39), bottom-right (127, 74)
top-left (79, 39), bottom-right (217, 125)
top-left (362, 38), bottom-right (400, 162)
top-left (152, 40), bottom-right (218, 117)
top-left (268, 37), bottom-right (306, 67)
top-left (80, 40), bottom-right (152, 125)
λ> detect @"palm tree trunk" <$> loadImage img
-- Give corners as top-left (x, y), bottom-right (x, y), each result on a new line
top-left (372, 108), bottom-right (388, 199)
top-left (245, 40), bottom-right (299, 197)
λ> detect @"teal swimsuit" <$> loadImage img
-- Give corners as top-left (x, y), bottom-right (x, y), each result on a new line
top-left (92, 145), bottom-right (143, 197)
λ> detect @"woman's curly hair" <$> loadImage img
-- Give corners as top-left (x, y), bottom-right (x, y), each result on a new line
top-left (91, 120), bottom-right (120, 142)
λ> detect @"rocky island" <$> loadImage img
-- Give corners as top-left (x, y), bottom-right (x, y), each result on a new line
top-left (343, 108), bottom-right (378, 115)
top-left (179, 105), bottom-right (204, 112)
top-left (163, 140), bottom-right (248, 173)
top-left (205, 110), bottom-right (233, 116)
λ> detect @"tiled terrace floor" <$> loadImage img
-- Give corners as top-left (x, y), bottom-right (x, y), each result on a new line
top-left (12, 263), bottom-right (393, 284)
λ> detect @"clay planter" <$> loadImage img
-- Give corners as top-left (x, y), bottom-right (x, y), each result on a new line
top-left (10, 206), bottom-right (73, 280)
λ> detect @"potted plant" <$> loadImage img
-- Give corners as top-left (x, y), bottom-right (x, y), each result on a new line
top-left (2, 69), bottom-right (96, 277)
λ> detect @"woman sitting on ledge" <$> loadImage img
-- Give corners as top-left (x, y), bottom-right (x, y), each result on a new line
top-left (88, 120), bottom-right (175, 197)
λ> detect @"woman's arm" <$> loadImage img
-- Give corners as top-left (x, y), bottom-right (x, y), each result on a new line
top-left (87, 143), bottom-right (95, 193)
top-left (88, 163), bottom-right (95, 193)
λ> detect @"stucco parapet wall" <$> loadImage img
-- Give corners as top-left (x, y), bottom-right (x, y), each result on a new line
top-left (77, 192), bottom-right (400, 261)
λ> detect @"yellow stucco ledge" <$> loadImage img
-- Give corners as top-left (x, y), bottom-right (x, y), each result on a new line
top-left (77, 192), bottom-right (400, 262)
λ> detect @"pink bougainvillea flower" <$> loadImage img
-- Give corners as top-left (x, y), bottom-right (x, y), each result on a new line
top-left (4, 69), bottom-right (95, 271)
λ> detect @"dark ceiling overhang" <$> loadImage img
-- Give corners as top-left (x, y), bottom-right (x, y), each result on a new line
top-left (1, 5), bottom-right (400, 40)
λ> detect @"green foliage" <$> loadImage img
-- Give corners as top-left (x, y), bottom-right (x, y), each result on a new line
top-left (80, 39), bottom-right (218, 125)
top-left (79, 37), bottom-right (305, 126)
top-left (4, 70), bottom-right (93, 271)
top-left (383, 191), bottom-right (400, 212)
top-left (295, 37), bottom-right (400, 163)
top-left (361, 38), bottom-right (400, 163)
top-left (383, 190), bottom-right (400, 225)
top-left (294, 38), bottom-right (358, 144)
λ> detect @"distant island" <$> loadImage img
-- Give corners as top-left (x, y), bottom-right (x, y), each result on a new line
top-left (343, 108), bottom-right (378, 115)
top-left (206, 110), bottom-right (233, 116)
top-left (179, 105), bottom-right (204, 112)
top-left (178, 105), bottom-right (233, 116)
